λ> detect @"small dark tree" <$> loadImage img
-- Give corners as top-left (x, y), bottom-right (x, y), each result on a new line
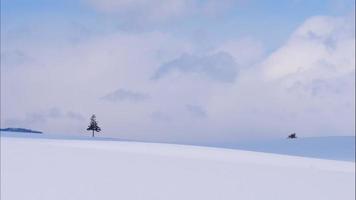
top-left (87, 114), bottom-right (101, 137)
top-left (288, 133), bottom-right (297, 139)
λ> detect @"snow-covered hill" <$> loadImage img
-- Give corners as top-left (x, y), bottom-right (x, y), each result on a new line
top-left (1, 135), bottom-right (354, 200)
top-left (1, 131), bottom-right (354, 161)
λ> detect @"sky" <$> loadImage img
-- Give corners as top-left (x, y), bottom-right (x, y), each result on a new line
top-left (1, 0), bottom-right (355, 145)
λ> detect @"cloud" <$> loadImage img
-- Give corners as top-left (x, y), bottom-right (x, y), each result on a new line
top-left (262, 14), bottom-right (355, 82)
top-left (286, 71), bottom-right (354, 97)
top-left (218, 37), bottom-right (265, 67)
top-left (102, 89), bottom-right (149, 102)
top-left (203, 13), bottom-right (355, 140)
top-left (152, 52), bottom-right (239, 82)
top-left (150, 112), bottom-right (171, 122)
top-left (87, 0), bottom-right (190, 23)
top-left (4, 109), bottom-right (85, 131)
top-left (46, 108), bottom-right (85, 121)
top-left (85, 0), bottom-right (237, 27)
top-left (5, 113), bottom-right (47, 128)
top-left (1, 4), bottom-right (354, 143)
top-left (66, 111), bottom-right (86, 121)
top-left (0, 50), bottom-right (31, 69)
top-left (248, 14), bottom-right (355, 138)
top-left (186, 104), bottom-right (207, 118)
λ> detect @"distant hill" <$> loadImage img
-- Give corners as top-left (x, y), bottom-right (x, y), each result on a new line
top-left (223, 136), bottom-right (355, 161)
top-left (0, 128), bottom-right (42, 134)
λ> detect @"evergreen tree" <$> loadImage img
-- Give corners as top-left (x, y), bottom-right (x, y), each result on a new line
top-left (87, 114), bottom-right (101, 137)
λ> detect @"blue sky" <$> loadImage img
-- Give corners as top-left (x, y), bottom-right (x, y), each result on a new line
top-left (1, 0), bottom-right (355, 143)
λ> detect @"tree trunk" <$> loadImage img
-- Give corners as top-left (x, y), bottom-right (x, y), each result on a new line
top-left (92, 130), bottom-right (94, 137)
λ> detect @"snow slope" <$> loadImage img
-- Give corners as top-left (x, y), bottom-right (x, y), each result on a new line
top-left (1, 136), bottom-right (355, 200)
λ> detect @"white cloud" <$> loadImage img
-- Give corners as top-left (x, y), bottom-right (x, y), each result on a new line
top-left (85, 0), bottom-right (238, 26)
top-left (186, 104), bottom-right (207, 118)
top-left (204, 13), bottom-right (355, 139)
top-left (102, 89), bottom-right (149, 102)
top-left (152, 52), bottom-right (239, 83)
top-left (262, 14), bottom-right (355, 82)
top-left (87, 0), bottom-right (189, 24)
top-left (218, 37), bottom-right (265, 67)
top-left (4, 108), bottom-right (85, 133)
top-left (1, 11), bottom-right (354, 143)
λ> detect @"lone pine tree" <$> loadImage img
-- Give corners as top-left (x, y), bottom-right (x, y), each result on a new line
top-left (87, 114), bottom-right (101, 137)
